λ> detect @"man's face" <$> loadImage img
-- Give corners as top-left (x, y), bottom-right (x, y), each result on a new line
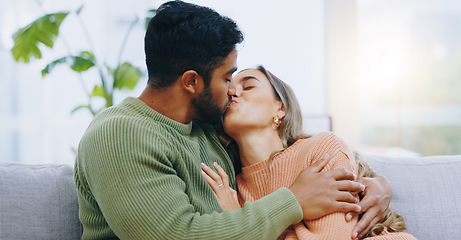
top-left (192, 49), bottom-right (237, 124)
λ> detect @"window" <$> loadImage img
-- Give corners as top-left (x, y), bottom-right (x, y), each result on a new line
top-left (357, 0), bottom-right (461, 156)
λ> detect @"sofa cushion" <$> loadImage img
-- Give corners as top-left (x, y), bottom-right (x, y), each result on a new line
top-left (0, 162), bottom-right (82, 240)
top-left (364, 154), bottom-right (461, 240)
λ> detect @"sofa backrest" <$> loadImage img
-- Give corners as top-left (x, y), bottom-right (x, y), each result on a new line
top-left (364, 154), bottom-right (461, 240)
top-left (2, 156), bottom-right (460, 240)
top-left (0, 162), bottom-right (83, 240)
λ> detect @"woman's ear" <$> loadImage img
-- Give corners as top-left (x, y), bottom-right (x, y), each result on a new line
top-left (181, 70), bottom-right (204, 94)
top-left (276, 100), bottom-right (286, 119)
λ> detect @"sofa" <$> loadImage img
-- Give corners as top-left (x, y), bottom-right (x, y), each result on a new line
top-left (1, 155), bottom-right (460, 240)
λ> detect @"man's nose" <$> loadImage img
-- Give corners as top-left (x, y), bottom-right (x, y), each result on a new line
top-left (227, 80), bottom-right (239, 97)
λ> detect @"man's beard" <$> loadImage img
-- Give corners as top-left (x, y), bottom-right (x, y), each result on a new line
top-left (192, 87), bottom-right (229, 125)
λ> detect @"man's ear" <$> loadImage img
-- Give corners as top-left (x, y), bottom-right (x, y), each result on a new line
top-left (181, 70), bottom-right (204, 94)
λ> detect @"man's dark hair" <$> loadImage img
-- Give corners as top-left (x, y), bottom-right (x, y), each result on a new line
top-left (144, 0), bottom-right (244, 88)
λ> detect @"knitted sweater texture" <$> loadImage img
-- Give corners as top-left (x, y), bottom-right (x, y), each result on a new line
top-left (74, 97), bottom-right (302, 240)
top-left (236, 132), bottom-right (417, 240)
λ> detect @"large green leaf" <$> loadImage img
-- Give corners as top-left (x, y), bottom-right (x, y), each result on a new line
top-left (91, 85), bottom-right (105, 98)
top-left (41, 51), bottom-right (95, 77)
top-left (70, 51), bottom-right (95, 72)
top-left (11, 12), bottom-right (69, 63)
top-left (113, 62), bottom-right (141, 90)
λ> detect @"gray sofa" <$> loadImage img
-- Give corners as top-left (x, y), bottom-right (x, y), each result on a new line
top-left (1, 155), bottom-right (460, 240)
top-left (0, 163), bottom-right (82, 239)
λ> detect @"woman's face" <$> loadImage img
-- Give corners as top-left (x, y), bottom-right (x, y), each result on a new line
top-left (223, 69), bottom-right (284, 137)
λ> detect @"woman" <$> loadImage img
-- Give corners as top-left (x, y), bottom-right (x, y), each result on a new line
top-left (201, 66), bottom-right (416, 240)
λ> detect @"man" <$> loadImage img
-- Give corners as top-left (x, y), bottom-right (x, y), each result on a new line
top-left (75, 1), bottom-right (391, 239)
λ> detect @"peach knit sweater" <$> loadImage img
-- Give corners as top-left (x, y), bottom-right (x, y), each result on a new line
top-left (236, 132), bottom-right (417, 240)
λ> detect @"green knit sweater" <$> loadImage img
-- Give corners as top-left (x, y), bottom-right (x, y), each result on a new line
top-left (74, 97), bottom-right (302, 240)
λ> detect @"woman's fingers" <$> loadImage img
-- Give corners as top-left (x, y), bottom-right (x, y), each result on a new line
top-left (201, 162), bottom-right (223, 185)
top-left (201, 167), bottom-right (220, 193)
top-left (201, 162), bottom-right (241, 211)
top-left (213, 162), bottom-right (229, 188)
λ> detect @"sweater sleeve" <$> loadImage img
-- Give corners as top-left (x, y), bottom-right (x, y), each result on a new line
top-left (289, 132), bottom-right (357, 240)
top-left (76, 116), bottom-right (302, 240)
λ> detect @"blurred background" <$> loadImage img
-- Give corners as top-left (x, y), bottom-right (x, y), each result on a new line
top-left (1, 0), bottom-right (460, 165)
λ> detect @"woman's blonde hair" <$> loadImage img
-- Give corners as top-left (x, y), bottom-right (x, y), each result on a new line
top-left (256, 66), bottom-right (308, 147)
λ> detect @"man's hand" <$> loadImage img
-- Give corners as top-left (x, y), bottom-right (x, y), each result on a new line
top-left (346, 174), bottom-right (392, 240)
top-left (289, 154), bottom-right (365, 220)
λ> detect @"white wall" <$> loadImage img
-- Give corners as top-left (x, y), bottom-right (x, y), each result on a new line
top-left (0, 0), bottom-right (326, 164)
top-left (205, 0), bottom-right (327, 116)
top-left (324, 0), bottom-right (360, 148)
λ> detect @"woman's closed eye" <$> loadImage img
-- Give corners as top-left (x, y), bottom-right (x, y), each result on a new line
top-left (243, 81), bottom-right (258, 90)
top-left (243, 85), bottom-right (255, 90)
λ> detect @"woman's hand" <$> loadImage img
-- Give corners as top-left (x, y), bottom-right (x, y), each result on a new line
top-left (201, 162), bottom-right (241, 211)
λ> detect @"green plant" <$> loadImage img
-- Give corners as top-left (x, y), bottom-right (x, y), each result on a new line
top-left (11, 6), bottom-right (156, 116)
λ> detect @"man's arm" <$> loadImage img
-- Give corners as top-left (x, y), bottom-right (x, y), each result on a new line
top-left (202, 153), bottom-right (367, 221)
top-left (78, 120), bottom-right (302, 240)
top-left (89, 154), bottom-right (301, 239)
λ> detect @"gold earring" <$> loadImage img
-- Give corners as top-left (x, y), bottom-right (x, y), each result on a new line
top-left (273, 116), bottom-right (282, 128)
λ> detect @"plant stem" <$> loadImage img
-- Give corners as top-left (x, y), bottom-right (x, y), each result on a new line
top-left (57, 22), bottom-right (96, 115)
top-left (117, 16), bottom-right (139, 67)
top-left (75, 10), bottom-right (111, 108)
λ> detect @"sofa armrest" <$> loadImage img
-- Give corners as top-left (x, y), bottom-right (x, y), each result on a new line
top-left (0, 162), bottom-right (82, 239)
